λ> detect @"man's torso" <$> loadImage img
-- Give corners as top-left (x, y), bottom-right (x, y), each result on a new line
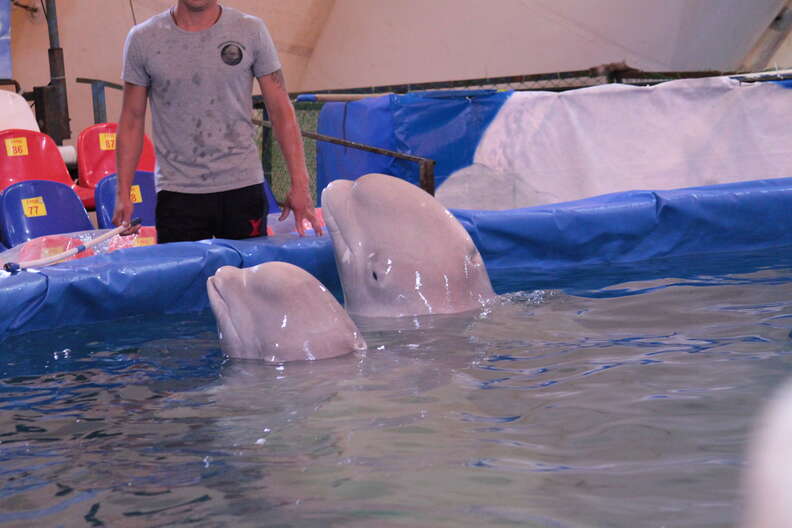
top-left (123, 7), bottom-right (281, 193)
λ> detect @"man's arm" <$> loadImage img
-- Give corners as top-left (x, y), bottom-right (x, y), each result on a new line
top-left (257, 69), bottom-right (322, 236)
top-left (112, 82), bottom-right (149, 234)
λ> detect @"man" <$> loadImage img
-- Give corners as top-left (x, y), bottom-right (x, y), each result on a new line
top-left (113, 0), bottom-right (322, 241)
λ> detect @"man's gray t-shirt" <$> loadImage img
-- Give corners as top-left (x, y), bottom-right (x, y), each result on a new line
top-left (122, 7), bottom-right (281, 193)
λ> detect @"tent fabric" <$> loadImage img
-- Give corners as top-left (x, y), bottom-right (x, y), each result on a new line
top-left (0, 177), bottom-right (790, 340)
top-left (463, 77), bottom-right (792, 207)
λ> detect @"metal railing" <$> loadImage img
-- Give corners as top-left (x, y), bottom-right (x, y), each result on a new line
top-left (253, 117), bottom-right (435, 195)
top-left (76, 77), bottom-right (122, 124)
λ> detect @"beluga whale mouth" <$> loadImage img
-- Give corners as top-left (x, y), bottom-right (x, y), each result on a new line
top-left (207, 261), bottom-right (367, 362)
top-left (321, 173), bottom-right (496, 318)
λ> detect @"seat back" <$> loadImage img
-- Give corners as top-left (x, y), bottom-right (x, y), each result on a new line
top-left (0, 129), bottom-right (74, 192)
top-left (0, 91), bottom-right (40, 132)
top-left (263, 179), bottom-right (280, 214)
top-left (0, 180), bottom-right (94, 247)
top-left (94, 171), bottom-right (157, 229)
top-left (77, 122), bottom-right (156, 189)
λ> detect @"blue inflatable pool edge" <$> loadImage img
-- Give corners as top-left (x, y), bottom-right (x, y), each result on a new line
top-left (1, 177), bottom-right (791, 342)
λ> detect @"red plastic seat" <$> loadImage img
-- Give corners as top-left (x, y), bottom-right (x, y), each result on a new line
top-left (0, 129), bottom-right (93, 208)
top-left (77, 123), bottom-right (156, 192)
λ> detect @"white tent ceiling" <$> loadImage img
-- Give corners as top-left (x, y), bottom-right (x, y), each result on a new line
top-left (122, 0), bottom-right (792, 90)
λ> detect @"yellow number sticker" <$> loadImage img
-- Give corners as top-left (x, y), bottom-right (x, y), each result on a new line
top-left (134, 237), bottom-right (156, 247)
top-left (130, 185), bottom-right (143, 204)
top-left (5, 137), bottom-right (29, 157)
top-left (99, 132), bottom-right (117, 151)
top-left (43, 245), bottom-right (67, 258)
top-left (22, 196), bottom-right (47, 218)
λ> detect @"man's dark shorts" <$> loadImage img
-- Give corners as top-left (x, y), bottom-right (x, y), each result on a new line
top-left (156, 183), bottom-right (268, 243)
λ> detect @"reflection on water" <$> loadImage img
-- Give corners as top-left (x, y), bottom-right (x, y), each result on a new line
top-left (0, 249), bottom-right (791, 527)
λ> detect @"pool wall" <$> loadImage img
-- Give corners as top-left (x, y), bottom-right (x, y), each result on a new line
top-left (1, 176), bottom-right (791, 340)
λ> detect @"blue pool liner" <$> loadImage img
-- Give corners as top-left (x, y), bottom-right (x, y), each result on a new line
top-left (0, 177), bottom-right (791, 340)
top-left (454, 177), bottom-right (792, 270)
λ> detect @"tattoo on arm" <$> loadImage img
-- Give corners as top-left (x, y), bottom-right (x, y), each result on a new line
top-left (269, 69), bottom-right (287, 91)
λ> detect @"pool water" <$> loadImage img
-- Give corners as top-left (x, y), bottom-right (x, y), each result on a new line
top-left (1, 247), bottom-right (791, 527)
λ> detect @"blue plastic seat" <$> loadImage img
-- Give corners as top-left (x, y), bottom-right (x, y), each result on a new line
top-left (263, 179), bottom-right (280, 214)
top-left (1, 180), bottom-right (94, 247)
top-left (94, 171), bottom-right (156, 229)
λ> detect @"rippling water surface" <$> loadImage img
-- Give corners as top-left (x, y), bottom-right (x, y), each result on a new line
top-left (1, 248), bottom-right (792, 527)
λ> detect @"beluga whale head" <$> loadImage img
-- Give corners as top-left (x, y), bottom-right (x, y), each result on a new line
top-left (321, 173), bottom-right (496, 318)
top-left (207, 262), bottom-right (367, 362)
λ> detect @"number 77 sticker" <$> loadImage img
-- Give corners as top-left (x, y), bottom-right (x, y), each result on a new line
top-left (22, 196), bottom-right (48, 218)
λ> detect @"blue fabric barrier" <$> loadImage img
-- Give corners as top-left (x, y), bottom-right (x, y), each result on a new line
top-left (316, 90), bottom-right (509, 202)
top-left (208, 234), bottom-right (340, 295)
top-left (316, 95), bottom-right (398, 205)
top-left (0, 242), bottom-right (241, 337)
top-left (452, 177), bottom-right (792, 270)
top-left (0, 0), bottom-right (10, 79)
top-left (0, 177), bottom-right (791, 340)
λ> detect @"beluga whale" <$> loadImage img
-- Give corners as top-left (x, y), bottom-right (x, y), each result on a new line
top-left (207, 262), bottom-right (367, 362)
top-left (742, 378), bottom-right (792, 528)
top-left (321, 173), bottom-right (496, 318)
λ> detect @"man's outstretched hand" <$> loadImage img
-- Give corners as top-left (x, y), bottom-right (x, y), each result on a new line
top-left (279, 186), bottom-right (323, 236)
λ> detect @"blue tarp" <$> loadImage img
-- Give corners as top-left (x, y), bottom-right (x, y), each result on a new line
top-left (316, 90), bottom-right (509, 202)
top-left (0, 0), bottom-right (9, 79)
top-left (1, 177), bottom-right (791, 341)
top-left (453, 177), bottom-right (792, 270)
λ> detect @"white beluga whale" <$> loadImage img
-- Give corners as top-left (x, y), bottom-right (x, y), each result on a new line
top-left (207, 262), bottom-right (367, 362)
top-left (321, 173), bottom-right (496, 318)
top-left (742, 378), bottom-right (792, 528)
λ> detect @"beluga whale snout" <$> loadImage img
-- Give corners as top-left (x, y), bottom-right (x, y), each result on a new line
top-left (321, 173), bottom-right (496, 318)
top-left (207, 262), bottom-right (367, 362)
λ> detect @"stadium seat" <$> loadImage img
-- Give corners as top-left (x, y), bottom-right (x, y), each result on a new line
top-left (0, 180), bottom-right (94, 248)
top-left (0, 90), bottom-right (39, 131)
top-left (94, 171), bottom-right (156, 229)
top-left (0, 129), bottom-right (93, 208)
top-left (263, 179), bottom-right (280, 214)
top-left (0, 91), bottom-right (77, 165)
top-left (77, 122), bottom-right (156, 195)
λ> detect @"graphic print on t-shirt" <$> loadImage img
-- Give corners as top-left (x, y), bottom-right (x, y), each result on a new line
top-left (219, 41), bottom-right (244, 66)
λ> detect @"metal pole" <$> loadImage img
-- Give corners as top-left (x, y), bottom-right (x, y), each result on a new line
top-left (253, 118), bottom-right (437, 195)
top-left (76, 78), bottom-right (123, 124)
top-left (45, 0), bottom-right (70, 143)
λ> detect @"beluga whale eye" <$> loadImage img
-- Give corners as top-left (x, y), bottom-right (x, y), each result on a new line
top-left (372, 271), bottom-right (378, 281)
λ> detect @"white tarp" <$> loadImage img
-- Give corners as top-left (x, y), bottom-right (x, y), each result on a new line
top-left (438, 77), bottom-right (792, 210)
